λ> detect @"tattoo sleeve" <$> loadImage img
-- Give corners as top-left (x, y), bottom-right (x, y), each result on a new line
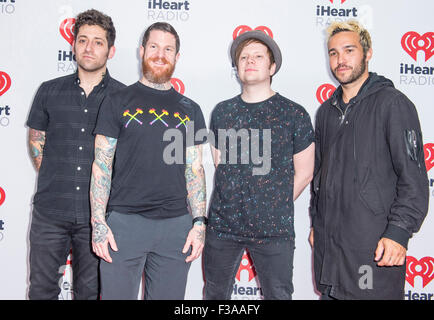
top-left (29, 129), bottom-right (46, 171)
top-left (90, 134), bottom-right (117, 243)
top-left (185, 145), bottom-right (207, 218)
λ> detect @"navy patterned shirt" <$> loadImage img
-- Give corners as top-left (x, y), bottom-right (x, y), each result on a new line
top-left (208, 93), bottom-right (314, 242)
top-left (27, 71), bottom-right (125, 223)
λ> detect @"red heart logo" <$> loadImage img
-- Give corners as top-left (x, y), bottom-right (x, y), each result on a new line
top-left (233, 25), bottom-right (273, 40)
top-left (330, 0), bottom-right (347, 3)
top-left (171, 78), bottom-right (185, 95)
top-left (316, 83), bottom-right (336, 104)
top-left (406, 256), bottom-right (434, 288)
top-left (424, 143), bottom-right (434, 172)
top-left (0, 187), bottom-right (5, 206)
top-left (235, 251), bottom-right (257, 282)
top-left (401, 32), bottom-right (434, 62)
top-left (0, 71), bottom-right (11, 97)
top-left (59, 18), bottom-right (76, 45)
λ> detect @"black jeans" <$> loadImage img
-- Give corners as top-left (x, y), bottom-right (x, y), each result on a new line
top-left (29, 208), bottom-right (99, 300)
top-left (204, 230), bottom-right (295, 300)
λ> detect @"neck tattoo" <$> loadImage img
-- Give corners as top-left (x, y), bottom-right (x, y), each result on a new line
top-left (151, 82), bottom-right (168, 90)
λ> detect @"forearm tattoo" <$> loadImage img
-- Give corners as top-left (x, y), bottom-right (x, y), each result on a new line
top-left (194, 227), bottom-right (205, 243)
top-left (29, 129), bottom-right (46, 171)
top-left (90, 135), bottom-right (117, 243)
top-left (185, 145), bottom-right (207, 219)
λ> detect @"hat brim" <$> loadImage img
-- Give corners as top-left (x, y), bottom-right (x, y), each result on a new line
top-left (230, 30), bottom-right (282, 75)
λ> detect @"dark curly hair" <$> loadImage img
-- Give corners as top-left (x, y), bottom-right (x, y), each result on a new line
top-left (74, 9), bottom-right (116, 48)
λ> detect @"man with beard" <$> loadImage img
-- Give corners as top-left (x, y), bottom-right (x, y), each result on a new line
top-left (309, 20), bottom-right (429, 299)
top-left (90, 22), bottom-right (207, 299)
top-left (26, 9), bottom-right (125, 299)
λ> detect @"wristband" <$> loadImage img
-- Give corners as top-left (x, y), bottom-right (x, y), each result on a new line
top-left (192, 216), bottom-right (208, 226)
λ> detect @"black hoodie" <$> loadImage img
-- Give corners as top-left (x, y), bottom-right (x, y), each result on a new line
top-left (310, 72), bottom-right (429, 299)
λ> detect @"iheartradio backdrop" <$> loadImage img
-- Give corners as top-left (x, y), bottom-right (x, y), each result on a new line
top-left (0, 0), bottom-right (433, 300)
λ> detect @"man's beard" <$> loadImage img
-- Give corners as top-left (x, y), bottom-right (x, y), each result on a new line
top-left (331, 53), bottom-right (367, 85)
top-left (142, 56), bottom-right (175, 84)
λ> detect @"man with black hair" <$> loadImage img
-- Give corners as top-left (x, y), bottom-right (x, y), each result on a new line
top-left (27, 9), bottom-right (125, 300)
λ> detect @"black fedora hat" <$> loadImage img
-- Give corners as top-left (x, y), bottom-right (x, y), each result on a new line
top-left (230, 30), bottom-right (282, 75)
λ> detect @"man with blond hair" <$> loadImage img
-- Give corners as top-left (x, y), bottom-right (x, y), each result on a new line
top-left (309, 20), bottom-right (429, 299)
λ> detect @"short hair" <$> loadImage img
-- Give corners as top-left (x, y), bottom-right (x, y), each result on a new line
top-left (326, 19), bottom-right (372, 55)
top-left (74, 9), bottom-right (116, 48)
top-left (234, 38), bottom-right (275, 69)
top-left (142, 22), bottom-right (180, 54)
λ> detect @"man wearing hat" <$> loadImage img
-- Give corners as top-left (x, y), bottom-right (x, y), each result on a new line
top-left (203, 30), bottom-right (315, 299)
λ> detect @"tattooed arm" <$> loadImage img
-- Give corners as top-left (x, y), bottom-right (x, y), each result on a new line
top-left (182, 144), bottom-right (207, 263)
top-left (90, 134), bottom-right (118, 263)
top-left (29, 129), bottom-right (46, 171)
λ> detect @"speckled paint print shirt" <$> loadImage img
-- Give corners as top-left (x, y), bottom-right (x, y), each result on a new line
top-left (208, 93), bottom-right (314, 243)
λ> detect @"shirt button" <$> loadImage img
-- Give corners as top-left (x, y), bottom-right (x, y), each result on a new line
top-left (84, 109), bottom-right (88, 113)
top-left (77, 166), bottom-right (81, 171)
top-left (79, 146), bottom-right (83, 150)
top-left (81, 128), bottom-right (85, 132)
top-left (76, 186), bottom-right (80, 191)
top-left (81, 92), bottom-right (85, 96)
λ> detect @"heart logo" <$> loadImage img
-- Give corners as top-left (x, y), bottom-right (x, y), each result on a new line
top-left (233, 25), bottom-right (273, 40)
top-left (170, 78), bottom-right (185, 95)
top-left (0, 71), bottom-right (11, 97)
top-left (0, 187), bottom-right (5, 206)
top-left (401, 32), bottom-right (434, 62)
top-left (316, 83), bottom-right (336, 104)
top-left (59, 18), bottom-right (76, 45)
top-left (330, 0), bottom-right (347, 3)
top-left (235, 251), bottom-right (257, 282)
top-left (406, 256), bottom-right (434, 288)
top-left (424, 143), bottom-right (434, 172)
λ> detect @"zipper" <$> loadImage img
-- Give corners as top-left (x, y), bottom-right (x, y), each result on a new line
top-left (332, 99), bottom-right (358, 163)
top-left (332, 100), bottom-right (352, 125)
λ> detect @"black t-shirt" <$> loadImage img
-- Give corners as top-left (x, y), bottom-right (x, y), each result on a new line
top-left (94, 81), bottom-right (206, 218)
top-left (208, 93), bottom-right (314, 242)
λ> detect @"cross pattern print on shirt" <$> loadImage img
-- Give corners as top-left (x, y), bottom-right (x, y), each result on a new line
top-left (122, 107), bottom-right (190, 128)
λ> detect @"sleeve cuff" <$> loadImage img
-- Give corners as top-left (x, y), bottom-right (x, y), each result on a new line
top-left (382, 224), bottom-right (411, 249)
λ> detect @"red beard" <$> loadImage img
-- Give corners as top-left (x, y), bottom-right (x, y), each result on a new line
top-left (142, 56), bottom-right (175, 84)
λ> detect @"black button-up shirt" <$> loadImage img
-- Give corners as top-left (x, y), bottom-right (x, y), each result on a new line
top-left (27, 71), bottom-right (125, 224)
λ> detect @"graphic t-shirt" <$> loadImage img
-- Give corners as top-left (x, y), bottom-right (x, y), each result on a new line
top-left (208, 93), bottom-right (314, 242)
top-left (94, 81), bottom-right (206, 218)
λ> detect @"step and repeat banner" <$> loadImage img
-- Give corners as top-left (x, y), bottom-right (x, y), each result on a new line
top-left (0, 0), bottom-right (433, 300)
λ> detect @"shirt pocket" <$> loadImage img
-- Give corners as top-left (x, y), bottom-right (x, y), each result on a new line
top-left (359, 167), bottom-right (386, 215)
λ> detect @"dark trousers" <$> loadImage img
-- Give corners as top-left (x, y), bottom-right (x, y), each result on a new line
top-left (321, 286), bottom-right (338, 300)
top-left (29, 208), bottom-right (99, 300)
top-left (99, 211), bottom-right (192, 300)
top-left (204, 230), bottom-right (295, 300)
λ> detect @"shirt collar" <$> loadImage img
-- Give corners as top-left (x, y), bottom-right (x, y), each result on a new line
top-left (73, 69), bottom-right (112, 88)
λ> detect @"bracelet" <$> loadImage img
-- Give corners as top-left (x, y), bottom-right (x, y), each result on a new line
top-left (192, 216), bottom-right (208, 226)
